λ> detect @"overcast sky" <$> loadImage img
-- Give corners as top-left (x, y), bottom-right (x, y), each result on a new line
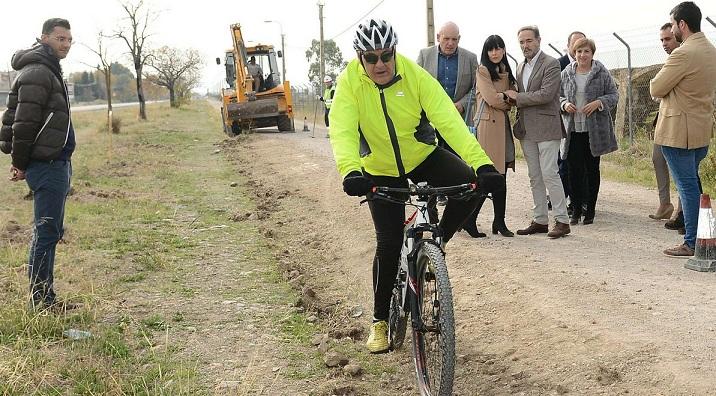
top-left (2, 0), bottom-right (714, 92)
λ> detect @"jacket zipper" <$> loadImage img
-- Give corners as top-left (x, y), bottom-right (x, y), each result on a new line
top-left (33, 112), bottom-right (55, 143)
top-left (62, 81), bottom-right (71, 147)
top-left (379, 88), bottom-right (406, 177)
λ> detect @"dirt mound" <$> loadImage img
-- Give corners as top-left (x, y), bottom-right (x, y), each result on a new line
top-left (1, 220), bottom-right (30, 245)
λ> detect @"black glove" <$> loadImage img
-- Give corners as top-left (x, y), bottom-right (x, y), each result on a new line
top-left (342, 171), bottom-right (375, 196)
top-left (476, 164), bottom-right (505, 194)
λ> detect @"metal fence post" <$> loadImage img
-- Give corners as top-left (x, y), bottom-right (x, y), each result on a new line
top-left (613, 32), bottom-right (633, 146)
top-left (548, 43), bottom-right (563, 57)
top-left (506, 52), bottom-right (519, 70)
top-left (706, 16), bottom-right (715, 29)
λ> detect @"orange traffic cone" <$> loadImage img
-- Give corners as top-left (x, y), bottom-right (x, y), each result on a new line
top-left (685, 194), bottom-right (716, 272)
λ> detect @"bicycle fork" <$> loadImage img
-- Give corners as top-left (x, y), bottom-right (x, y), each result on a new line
top-left (402, 199), bottom-right (442, 335)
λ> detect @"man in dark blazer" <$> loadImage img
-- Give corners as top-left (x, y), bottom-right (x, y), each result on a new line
top-left (506, 25), bottom-right (570, 238)
top-left (558, 31), bottom-right (585, 71)
top-left (417, 21), bottom-right (478, 153)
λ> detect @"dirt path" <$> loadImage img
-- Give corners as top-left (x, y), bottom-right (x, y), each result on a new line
top-left (229, 126), bottom-right (716, 395)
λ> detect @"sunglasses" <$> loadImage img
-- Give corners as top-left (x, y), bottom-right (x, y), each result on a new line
top-left (362, 50), bottom-right (395, 64)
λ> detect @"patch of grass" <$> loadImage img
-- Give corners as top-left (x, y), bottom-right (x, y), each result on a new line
top-left (94, 326), bottom-right (131, 358)
top-left (120, 272), bottom-right (147, 283)
top-left (70, 368), bottom-right (108, 395)
top-left (172, 311), bottom-right (185, 323)
top-left (141, 314), bottom-right (167, 331)
top-left (279, 313), bottom-right (317, 345)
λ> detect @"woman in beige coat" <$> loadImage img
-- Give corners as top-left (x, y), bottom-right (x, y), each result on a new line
top-left (462, 35), bottom-right (516, 237)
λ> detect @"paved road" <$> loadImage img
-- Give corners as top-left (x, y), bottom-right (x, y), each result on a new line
top-left (71, 100), bottom-right (168, 112)
top-left (0, 100), bottom-right (168, 114)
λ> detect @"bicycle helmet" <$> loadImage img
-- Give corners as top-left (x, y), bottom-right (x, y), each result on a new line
top-left (323, 75), bottom-right (333, 83)
top-left (352, 18), bottom-right (398, 51)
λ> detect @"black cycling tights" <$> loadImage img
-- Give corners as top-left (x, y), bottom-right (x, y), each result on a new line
top-left (365, 147), bottom-right (479, 321)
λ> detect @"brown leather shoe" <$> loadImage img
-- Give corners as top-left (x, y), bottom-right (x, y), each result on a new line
top-left (516, 221), bottom-right (548, 235)
top-left (547, 221), bottom-right (571, 238)
top-left (649, 203), bottom-right (674, 220)
top-left (663, 243), bottom-right (694, 257)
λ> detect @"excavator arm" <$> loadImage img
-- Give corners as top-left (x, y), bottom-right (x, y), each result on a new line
top-left (230, 23), bottom-right (251, 101)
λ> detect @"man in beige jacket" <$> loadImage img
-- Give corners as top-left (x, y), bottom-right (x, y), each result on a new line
top-left (650, 1), bottom-right (716, 256)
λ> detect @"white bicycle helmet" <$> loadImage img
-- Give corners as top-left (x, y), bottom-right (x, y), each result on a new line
top-left (352, 18), bottom-right (398, 51)
top-left (323, 75), bottom-right (333, 83)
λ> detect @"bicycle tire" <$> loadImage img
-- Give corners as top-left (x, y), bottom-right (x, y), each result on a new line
top-left (411, 242), bottom-right (456, 396)
top-left (388, 272), bottom-right (408, 350)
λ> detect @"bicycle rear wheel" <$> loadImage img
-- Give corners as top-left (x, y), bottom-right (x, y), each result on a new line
top-left (411, 242), bottom-right (455, 396)
top-left (388, 270), bottom-right (408, 350)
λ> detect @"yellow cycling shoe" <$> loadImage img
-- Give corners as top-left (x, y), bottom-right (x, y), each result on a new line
top-left (366, 320), bottom-right (389, 353)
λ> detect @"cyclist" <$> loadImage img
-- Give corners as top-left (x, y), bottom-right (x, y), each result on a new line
top-left (329, 18), bottom-right (505, 353)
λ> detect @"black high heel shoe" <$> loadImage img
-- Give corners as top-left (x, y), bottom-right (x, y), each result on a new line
top-left (492, 220), bottom-right (514, 237)
top-left (462, 222), bottom-right (487, 238)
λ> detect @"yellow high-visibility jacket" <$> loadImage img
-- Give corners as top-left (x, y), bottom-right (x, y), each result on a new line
top-left (329, 53), bottom-right (492, 178)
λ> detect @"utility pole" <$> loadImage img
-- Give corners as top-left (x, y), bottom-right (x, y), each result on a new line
top-left (318, 0), bottom-right (325, 91)
top-left (264, 20), bottom-right (286, 82)
top-left (280, 33), bottom-right (286, 81)
top-left (426, 0), bottom-right (435, 47)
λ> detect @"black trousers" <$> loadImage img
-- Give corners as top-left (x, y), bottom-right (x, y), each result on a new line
top-left (567, 132), bottom-right (601, 216)
top-left (471, 172), bottom-right (508, 223)
top-left (365, 147), bottom-right (479, 320)
top-left (324, 109), bottom-right (330, 127)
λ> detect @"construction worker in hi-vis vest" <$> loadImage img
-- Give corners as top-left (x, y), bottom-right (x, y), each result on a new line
top-left (320, 75), bottom-right (336, 127)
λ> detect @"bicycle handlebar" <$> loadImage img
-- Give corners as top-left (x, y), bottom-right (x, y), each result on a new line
top-left (373, 183), bottom-right (476, 196)
top-left (364, 182), bottom-right (479, 205)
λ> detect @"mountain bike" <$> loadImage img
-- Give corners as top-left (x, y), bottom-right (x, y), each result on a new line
top-left (367, 181), bottom-right (477, 396)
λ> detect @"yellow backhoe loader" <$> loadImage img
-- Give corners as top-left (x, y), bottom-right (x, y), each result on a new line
top-left (216, 23), bottom-right (294, 134)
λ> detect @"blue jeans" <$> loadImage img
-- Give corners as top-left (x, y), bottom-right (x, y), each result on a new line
top-left (661, 146), bottom-right (708, 248)
top-left (24, 160), bottom-right (72, 305)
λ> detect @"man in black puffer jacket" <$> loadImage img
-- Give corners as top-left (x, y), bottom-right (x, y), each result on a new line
top-left (1, 18), bottom-right (77, 312)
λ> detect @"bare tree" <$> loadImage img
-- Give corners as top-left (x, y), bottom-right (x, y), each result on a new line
top-left (114, 0), bottom-right (156, 120)
top-left (146, 46), bottom-right (202, 108)
top-left (82, 31), bottom-right (114, 132)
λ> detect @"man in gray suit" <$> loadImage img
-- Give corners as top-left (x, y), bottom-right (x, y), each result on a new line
top-left (505, 25), bottom-right (570, 238)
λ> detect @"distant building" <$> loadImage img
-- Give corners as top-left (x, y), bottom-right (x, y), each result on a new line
top-left (0, 70), bottom-right (18, 108)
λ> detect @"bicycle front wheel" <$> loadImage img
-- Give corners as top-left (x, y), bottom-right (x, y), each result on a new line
top-left (411, 242), bottom-right (455, 396)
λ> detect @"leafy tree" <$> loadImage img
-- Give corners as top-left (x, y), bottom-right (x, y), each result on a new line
top-left (305, 39), bottom-right (347, 89)
top-left (145, 46), bottom-right (202, 108)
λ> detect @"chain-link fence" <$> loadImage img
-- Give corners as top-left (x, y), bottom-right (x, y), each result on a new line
top-left (543, 18), bottom-right (716, 146)
top-left (291, 83), bottom-right (323, 127)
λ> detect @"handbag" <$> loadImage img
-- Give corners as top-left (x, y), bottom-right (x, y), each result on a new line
top-left (471, 99), bottom-right (486, 138)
